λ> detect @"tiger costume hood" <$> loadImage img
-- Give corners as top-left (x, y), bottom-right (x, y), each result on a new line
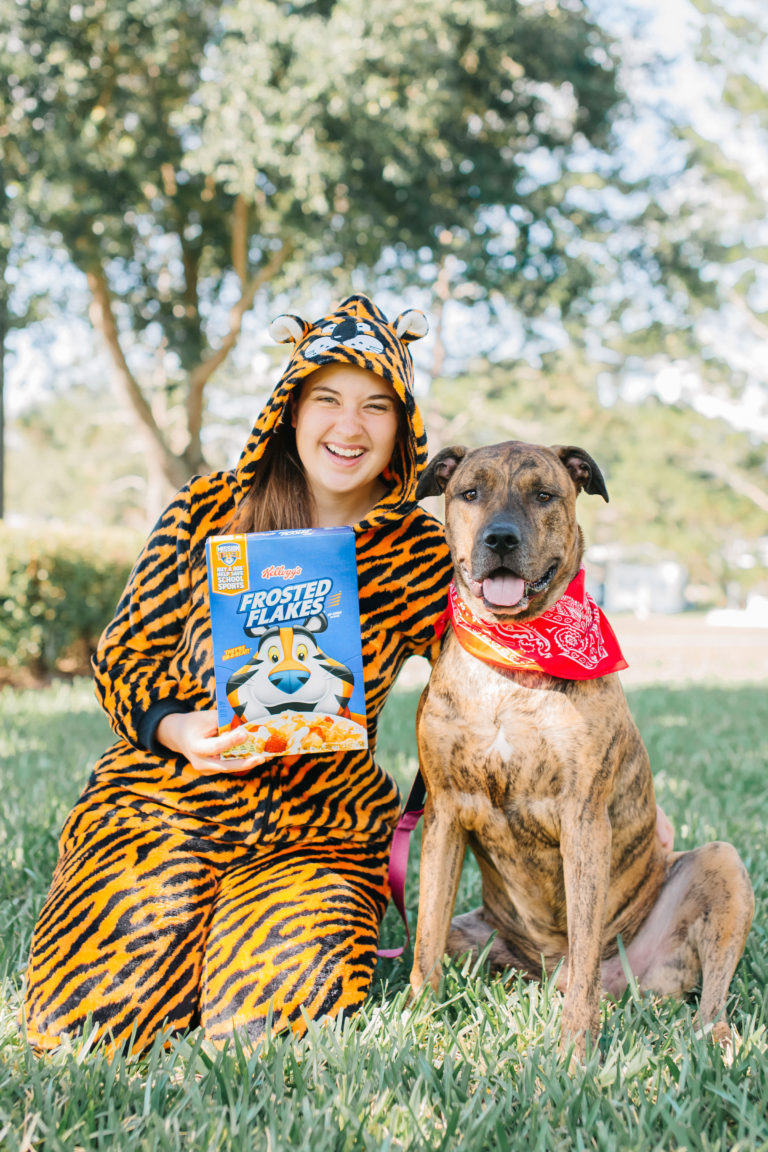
top-left (234, 294), bottom-right (430, 528)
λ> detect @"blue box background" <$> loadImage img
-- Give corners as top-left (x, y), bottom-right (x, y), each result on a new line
top-left (206, 526), bottom-right (367, 734)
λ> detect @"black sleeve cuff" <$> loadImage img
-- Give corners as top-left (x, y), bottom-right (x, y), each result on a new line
top-left (138, 699), bottom-right (196, 756)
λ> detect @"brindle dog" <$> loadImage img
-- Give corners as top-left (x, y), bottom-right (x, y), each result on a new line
top-left (411, 441), bottom-right (754, 1058)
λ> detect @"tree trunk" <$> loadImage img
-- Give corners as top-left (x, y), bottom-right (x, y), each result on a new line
top-left (87, 265), bottom-right (188, 494)
top-left (85, 239), bottom-right (293, 512)
top-left (0, 292), bottom-right (5, 520)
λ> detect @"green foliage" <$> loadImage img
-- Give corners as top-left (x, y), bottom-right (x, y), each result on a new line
top-left (1, 0), bottom-right (629, 497)
top-left (611, 0), bottom-right (768, 409)
top-left (6, 384), bottom-right (151, 529)
top-left (0, 677), bottom-right (767, 1148)
top-left (0, 524), bottom-right (139, 675)
top-left (3, 0), bottom-right (232, 275)
top-left (426, 353), bottom-right (768, 595)
top-left (2, 0), bottom-right (245, 486)
top-left (191, 0), bottom-right (623, 309)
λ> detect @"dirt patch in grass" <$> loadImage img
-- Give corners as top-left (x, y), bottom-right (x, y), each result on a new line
top-left (612, 613), bottom-right (768, 686)
top-left (396, 612), bottom-right (768, 690)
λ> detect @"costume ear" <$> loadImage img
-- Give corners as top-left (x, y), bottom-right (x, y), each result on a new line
top-left (394, 308), bottom-right (429, 343)
top-left (553, 445), bottom-right (609, 502)
top-left (269, 314), bottom-right (311, 344)
top-left (415, 446), bottom-right (469, 499)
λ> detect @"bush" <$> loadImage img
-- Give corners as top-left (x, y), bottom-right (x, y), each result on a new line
top-left (0, 522), bottom-right (142, 676)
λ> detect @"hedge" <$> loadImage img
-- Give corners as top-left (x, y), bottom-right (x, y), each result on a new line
top-left (0, 523), bottom-right (142, 676)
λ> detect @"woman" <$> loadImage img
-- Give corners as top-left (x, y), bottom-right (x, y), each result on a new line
top-left (23, 294), bottom-right (453, 1053)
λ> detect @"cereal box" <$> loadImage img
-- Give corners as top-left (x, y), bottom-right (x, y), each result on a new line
top-left (206, 527), bottom-right (368, 759)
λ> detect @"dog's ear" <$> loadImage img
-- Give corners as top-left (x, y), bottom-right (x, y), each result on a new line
top-left (553, 445), bottom-right (609, 502)
top-left (415, 446), bottom-right (468, 499)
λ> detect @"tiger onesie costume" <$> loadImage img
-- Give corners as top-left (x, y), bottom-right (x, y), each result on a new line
top-left (23, 294), bottom-right (452, 1053)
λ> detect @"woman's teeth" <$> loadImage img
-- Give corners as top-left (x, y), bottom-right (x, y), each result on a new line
top-left (327, 444), bottom-right (364, 458)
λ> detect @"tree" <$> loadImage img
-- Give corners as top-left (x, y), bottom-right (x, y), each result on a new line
top-left (584, 0), bottom-right (768, 437)
top-left (682, 0), bottom-right (768, 419)
top-left (428, 346), bottom-right (768, 596)
top-left (0, 164), bottom-right (7, 519)
top-left (189, 0), bottom-right (626, 374)
top-left (2, 0), bottom-right (625, 507)
top-left (3, 0), bottom-right (247, 495)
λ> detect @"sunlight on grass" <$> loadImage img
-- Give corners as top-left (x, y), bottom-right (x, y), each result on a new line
top-left (0, 679), bottom-right (767, 1149)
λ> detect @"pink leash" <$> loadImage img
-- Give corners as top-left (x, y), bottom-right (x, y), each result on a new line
top-left (377, 771), bottom-right (425, 959)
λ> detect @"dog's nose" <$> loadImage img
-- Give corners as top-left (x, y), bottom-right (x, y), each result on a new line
top-left (482, 520), bottom-right (521, 554)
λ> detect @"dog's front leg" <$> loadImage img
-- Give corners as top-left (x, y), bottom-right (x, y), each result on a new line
top-left (411, 796), bottom-right (467, 996)
top-left (559, 802), bottom-right (612, 1060)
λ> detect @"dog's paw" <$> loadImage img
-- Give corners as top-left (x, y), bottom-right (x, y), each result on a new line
top-left (560, 1003), bottom-right (599, 1066)
top-left (558, 1029), bottom-right (588, 1068)
top-left (695, 1017), bottom-right (737, 1066)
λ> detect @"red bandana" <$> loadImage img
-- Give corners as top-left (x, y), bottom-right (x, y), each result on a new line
top-left (436, 570), bottom-right (628, 680)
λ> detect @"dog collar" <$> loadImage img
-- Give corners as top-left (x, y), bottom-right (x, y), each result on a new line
top-left (436, 570), bottom-right (628, 680)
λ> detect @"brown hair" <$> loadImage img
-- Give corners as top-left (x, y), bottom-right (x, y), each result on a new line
top-left (226, 416), bottom-right (315, 534)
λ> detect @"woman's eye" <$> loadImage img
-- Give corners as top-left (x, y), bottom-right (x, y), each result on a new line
top-left (461, 489), bottom-right (478, 502)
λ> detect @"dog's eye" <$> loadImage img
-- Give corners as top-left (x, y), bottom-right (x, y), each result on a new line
top-left (461, 489), bottom-right (478, 502)
top-left (537, 491), bottom-right (555, 503)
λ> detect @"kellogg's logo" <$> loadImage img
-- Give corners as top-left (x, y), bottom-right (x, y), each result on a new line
top-left (261, 564), bottom-right (303, 580)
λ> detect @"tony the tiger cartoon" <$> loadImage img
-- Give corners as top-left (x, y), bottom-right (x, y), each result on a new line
top-left (227, 614), bottom-right (355, 723)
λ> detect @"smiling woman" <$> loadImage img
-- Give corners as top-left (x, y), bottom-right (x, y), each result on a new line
top-left (291, 363), bottom-right (400, 527)
top-left (21, 294), bottom-right (454, 1056)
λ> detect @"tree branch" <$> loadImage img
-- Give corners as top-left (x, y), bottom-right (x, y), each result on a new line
top-left (232, 195), bottom-right (248, 286)
top-left (728, 290), bottom-right (768, 343)
top-left (698, 456), bottom-right (768, 514)
top-left (86, 265), bottom-right (181, 482)
top-left (186, 242), bottom-right (293, 447)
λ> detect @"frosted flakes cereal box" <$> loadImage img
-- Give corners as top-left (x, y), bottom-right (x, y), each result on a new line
top-left (206, 527), bottom-right (368, 759)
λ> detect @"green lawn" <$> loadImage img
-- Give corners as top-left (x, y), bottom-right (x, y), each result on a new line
top-left (1, 677), bottom-right (766, 1150)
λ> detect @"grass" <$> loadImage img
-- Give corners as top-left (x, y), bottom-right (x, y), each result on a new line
top-left (0, 677), bottom-right (767, 1150)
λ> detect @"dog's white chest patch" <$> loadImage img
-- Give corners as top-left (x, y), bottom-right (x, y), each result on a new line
top-left (486, 726), bottom-right (516, 760)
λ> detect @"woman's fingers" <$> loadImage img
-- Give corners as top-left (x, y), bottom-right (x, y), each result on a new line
top-left (203, 724), bottom-right (259, 757)
top-left (156, 710), bottom-right (270, 773)
top-left (193, 748), bottom-right (270, 774)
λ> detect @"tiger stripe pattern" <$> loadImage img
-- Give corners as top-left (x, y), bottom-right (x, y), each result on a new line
top-left (23, 294), bottom-right (452, 1053)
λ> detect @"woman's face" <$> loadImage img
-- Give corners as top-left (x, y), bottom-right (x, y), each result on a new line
top-left (291, 362), bottom-right (400, 516)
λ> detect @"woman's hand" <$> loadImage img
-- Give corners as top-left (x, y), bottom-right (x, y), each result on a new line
top-left (156, 710), bottom-right (269, 774)
top-left (656, 804), bottom-right (674, 854)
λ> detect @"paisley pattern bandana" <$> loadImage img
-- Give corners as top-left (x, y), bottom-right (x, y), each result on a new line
top-left (436, 569), bottom-right (628, 680)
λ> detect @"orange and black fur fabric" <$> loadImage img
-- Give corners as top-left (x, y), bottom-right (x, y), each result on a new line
top-left (23, 296), bottom-right (452, 1052)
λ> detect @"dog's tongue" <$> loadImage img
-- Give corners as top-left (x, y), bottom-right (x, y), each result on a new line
top-left (482, 574), bottom-right (525, 606)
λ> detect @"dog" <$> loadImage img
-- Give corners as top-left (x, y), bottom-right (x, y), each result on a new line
top-left (410, 440), bottom-right (754, 1058)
